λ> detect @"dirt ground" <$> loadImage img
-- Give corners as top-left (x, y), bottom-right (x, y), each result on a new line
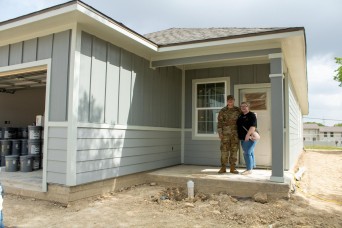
top-left (3, 150), bottom-right (342, 227)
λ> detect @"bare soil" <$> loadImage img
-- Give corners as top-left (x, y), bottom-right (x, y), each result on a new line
top-left (3, 150), bottom-right (342, 227)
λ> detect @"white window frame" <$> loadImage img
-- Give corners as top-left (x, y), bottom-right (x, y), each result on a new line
top-left (192, 77), bottom-right (230, 140)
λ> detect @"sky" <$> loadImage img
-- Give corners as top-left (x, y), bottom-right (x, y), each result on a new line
top-left (1, 0), bottom-right (342, 126)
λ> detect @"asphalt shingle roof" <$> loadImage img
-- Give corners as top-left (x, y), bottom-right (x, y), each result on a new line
top-left (144, 27), bottom-right (296, 46)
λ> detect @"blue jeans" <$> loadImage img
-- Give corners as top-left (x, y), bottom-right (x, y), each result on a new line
top-left (0, 210), bottom-right (3, 228)
top-left (241, 140), bottom-right (257, 170)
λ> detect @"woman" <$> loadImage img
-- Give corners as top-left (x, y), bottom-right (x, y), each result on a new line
top-left (237, 101), bottom-right (257, 175)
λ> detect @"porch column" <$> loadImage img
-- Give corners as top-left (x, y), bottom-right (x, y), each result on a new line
top-left (269, 53), bottom-right (284, 183)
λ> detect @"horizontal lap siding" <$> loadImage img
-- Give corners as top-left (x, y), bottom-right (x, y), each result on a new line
top-left (46, 127), bottom-right (68, 185)
top-left (288, 81), bottom-right (303, 170)
top-left (184, 131), bottom-right (221, 166)
top-left (76, 128), bottom-right (181, 184)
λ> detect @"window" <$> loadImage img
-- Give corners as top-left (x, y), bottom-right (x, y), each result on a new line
top-left (324, 132), bottom-right (327, 137)
top-left (243, 92), bottom-right (267, 110)
top-left (192, 77), bottom-right (230, 139)
top-left (330, 132), bottom-right (334, 137)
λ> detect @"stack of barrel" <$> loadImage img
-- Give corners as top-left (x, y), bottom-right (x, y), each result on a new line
top-left (0, 126), bottom-right (43, 172)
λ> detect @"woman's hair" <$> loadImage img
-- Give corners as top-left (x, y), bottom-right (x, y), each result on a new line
top-left (240, 101), bottom-right (250, 107)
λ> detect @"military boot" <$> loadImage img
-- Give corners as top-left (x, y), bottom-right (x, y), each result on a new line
top-left (218, 166), bottom-right (226, 173)
top-left (230, 164), bottom-right (239, 174)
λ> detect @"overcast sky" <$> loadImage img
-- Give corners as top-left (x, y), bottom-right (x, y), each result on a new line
top-left (1, 0), bottom-right (342, 126)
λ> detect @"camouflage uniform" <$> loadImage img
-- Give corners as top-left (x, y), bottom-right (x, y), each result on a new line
top-left (217, 106), bottom-right (240, 168)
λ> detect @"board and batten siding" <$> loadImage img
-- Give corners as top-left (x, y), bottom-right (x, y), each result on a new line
top-left (78, 32), bottom-right (182, 127)
top-left (288, 80), bottom-right (303, 170)
top-left (76, 32), bottom-right (182, 184)
top-left (0, 30), bottom-right (72, 185)
top-left (0, 30), bottom-right (71, 122)
top-left (184, 64), bottom-right (270, 165)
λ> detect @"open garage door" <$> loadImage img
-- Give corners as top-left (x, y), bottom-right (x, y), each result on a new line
top-left (0, 67), bottom-right (47, 94)
top-left (0, 66), bottom-right (47, 174)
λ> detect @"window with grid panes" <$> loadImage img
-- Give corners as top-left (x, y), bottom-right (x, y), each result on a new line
top-left (192, 77), bottom-right (230, 138)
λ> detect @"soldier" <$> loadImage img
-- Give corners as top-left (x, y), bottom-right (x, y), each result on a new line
top-left (217, 95), bottom-right (240, 174)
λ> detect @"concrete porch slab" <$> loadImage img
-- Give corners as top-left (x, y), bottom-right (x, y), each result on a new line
top-left (0, 165), bottom-right (294, 203)
top-left (146, 165), bottom-right (294, 200)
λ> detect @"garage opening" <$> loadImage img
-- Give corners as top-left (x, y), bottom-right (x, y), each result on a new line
top-left (0, 66), bottom-right (47, 174)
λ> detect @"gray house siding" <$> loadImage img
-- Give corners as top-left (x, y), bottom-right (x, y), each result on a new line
top-left (79, 32), bottom-right (182, 127)
top-left (184, 64), bottom-right (270, 166)
top-left (76, 128), bottom-right (181, 184)
top-left (0, 30), bottom-right (71, 122)
top-left (288, 78), bottom-right (303, 170)
top-left (46, 127), bottom-right (68, 185)
top-left (76, 32), bottom-right (182, 185)
top-left (0, 30), bottom-right (71, 185)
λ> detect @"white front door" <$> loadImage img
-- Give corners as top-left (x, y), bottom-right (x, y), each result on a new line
top-left (237, 86), bottom-right (272, 167)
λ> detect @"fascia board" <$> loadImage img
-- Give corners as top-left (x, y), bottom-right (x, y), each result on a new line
top-left (158, 30), bottom-right (304, 52)
top-left (76, 4), bottom-right (158, 51)
top-left (0, 4), bottom-right (78, 31)
top-left (0, 3), bottom-right (158, 52)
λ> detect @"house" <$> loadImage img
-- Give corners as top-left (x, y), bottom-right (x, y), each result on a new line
top-left (0, 0), bottom-right (307, 200)
top-left (303, 124), bottom-right (342, 146)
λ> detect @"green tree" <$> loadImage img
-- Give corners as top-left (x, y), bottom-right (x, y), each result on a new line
top-left (334, 57), bottom-right (342, 86)
top-left (334, 123), bottom-right (342, 127)
top-left (304, 122), bottom-right (324, 126)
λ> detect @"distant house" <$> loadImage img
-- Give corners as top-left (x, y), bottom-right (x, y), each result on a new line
top-left (303, 124), bottom-right (342, 146)
top-left (0, 0), bottom-right (308, 201)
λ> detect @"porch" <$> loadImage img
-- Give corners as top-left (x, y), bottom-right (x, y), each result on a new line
top-left (0, 165), bottom-right (294, 204)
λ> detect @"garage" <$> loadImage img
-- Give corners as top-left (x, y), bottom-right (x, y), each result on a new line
top-left (0, 66), bottom-right (46, 172)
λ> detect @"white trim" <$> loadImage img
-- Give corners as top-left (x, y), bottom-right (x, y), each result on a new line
top-left (269, 74), bottom-right (284, 79)
top-left (284, 73), bottom-right (290, 170)
top-left (270, 176), bottom-right (285, 183)
top-left (268, 53), bottom-right (283, 59)
top-left (65, 24), bottom-right (80, 186)
top-left (77, 123), bottom-right (181, 132)
top-left (0, 5), bottom-right (77, 31)
top-left (0, 60), bottom-right (49, 75)
top-left (181, 68), bottom-right (185, 163)
top-left (76, 5), bottom-right (157, 51)
top-left (158, 31), bottom-right (304, 52)
top-left (45, 122), bottom-right (69, 127)
top-left (0, 24), bottom-right (75, 47)
top-left (192, 77), bottom-right (230, 140)
top-left (0, 59), bottom-right (51, 192)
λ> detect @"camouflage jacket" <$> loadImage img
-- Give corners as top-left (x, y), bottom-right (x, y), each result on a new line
top-left (217, 106), bottom-right (240, 135)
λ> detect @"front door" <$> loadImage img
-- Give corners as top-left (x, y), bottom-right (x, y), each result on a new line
top-left (237, 86), bottom-right (271, 167)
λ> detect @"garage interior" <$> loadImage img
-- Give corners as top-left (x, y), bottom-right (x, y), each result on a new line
top-left (0, 68), bottom-right (46, 177)
top-left (0, 69), bottom-right (46, 126)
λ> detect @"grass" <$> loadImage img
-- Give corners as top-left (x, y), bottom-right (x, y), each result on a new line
top-left (305, 145), bottom-right (342, 150)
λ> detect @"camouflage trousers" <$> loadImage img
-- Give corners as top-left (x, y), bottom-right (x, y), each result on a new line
top-left (220, 133), bottom-right (239, 166)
